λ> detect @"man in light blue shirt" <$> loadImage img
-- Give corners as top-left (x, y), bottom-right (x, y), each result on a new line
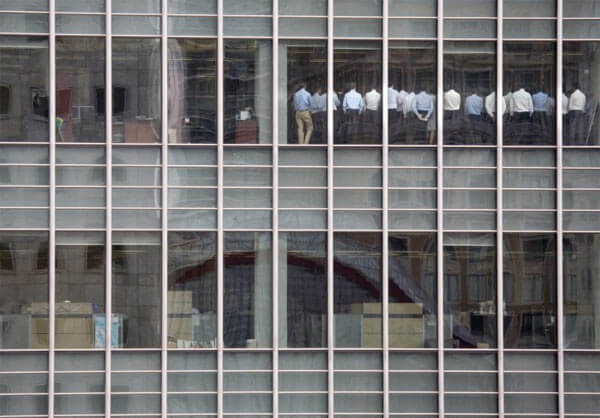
top-left (465, 92), bottom-right (484, 144)
top-left (412, 91), bottom-right (433, 120)
top-left (341, 83), bottom-right (364, 143)
top-left (293, 82), bottom-right (313, 144)
top-left (532, 87), bottom-right (550, 143)
top-left (310, 87), bottom-right (327, 143)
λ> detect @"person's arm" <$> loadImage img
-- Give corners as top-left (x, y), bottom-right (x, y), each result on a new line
top-left (485, 95), bottom-right (493, 118)
top-left (425, 96), bottom-right (433, 119)
top-left (412, 96), bottom-right (419, 117)
top-left (528, 94), bottom-right (534, 116)
top-left (359, 97), bottom-right (365, 113)
top-left (342, 94), bottom-right (348, 113)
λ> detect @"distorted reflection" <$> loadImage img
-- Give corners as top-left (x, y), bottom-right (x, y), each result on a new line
top-left (389, 41), bottom-right (436, 144)
top-left (504, 233), bottom-right (556, 348)
top-left (504, 42), bottom-right (556, 145)
top-left (444, 233), bottom-right (496, 349)
top-left (444, 41), bottom-right (496, 145)
top-left (334, 41), bottom-right (382, 144)
top-left (334, 232), bottom-right (382, 348)
top-left (564, 42), bottom-right (600, 145)
top-left (389, 233), bottom-right (437, 348)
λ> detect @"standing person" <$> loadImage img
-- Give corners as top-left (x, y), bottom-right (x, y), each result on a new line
top-left (412, 88), bottom-right (434, 144)
top-left (568, 87), bottom-right (587, 144)
top-left (532, 87), bottom-right (550, 143)
top-left (443, 88), bottom-right (461, 144)
top-left (364, 87), bottom-right (381, 143)
top-left (342, 82), bottom-right (364, 143)
top-left (294, 82), bottom-right (313, 144)
top-left (465, 91), bottom-right (484, 143)
top-left (310, 87), bottom-right (326, 144)
top-left (388, 84), bottom-right (399, 140)
top-left (509, 87), bottom-right (534, 144)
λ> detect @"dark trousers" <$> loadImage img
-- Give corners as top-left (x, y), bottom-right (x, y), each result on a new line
top-left (312, 111), bottom-right (326, 144)
top-left (339, 109), bottom-right (360, 144)
top-left (567, 110), bottom-right (588, 145)
top-left (364, 109), bottom-right (381, 143)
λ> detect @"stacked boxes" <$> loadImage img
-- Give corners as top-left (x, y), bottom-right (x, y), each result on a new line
top-left (167, 290), bottom-right (194, 347)
top-left (349, 302), bottom-right (424, 348)
top-left (28, 302), bottom-right (94, 348)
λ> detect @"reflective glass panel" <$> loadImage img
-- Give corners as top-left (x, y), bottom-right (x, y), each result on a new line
top-left (56, 37), bottom-right (105, 143)
top-left (168, 232), bottom-right (217, 349)
top-left (278, 40), bottom-right (327, 145)
top-left (112, 38), bottom-right (161, 143)
top-left (0, 36), bottom-right (49, 142)
top-left (504, 41), bottom-right (556, 145)
top-left (55, 232), bottom-right (105, 349)
top-left (224, 232), bottom-right (272, 348)
top-left (564, 233), bottom-right (600, 348)
top-left (334, 232), bottom-right (382, 348)
top-left (168, 39), bottom-right (217, 144)
top-left (389, 41), bottom-right (436, 145)
top-left (0, 232), bottom-right (49, 348)
top-left (444, 41), bottom-right (496, 145)
top-left (389, 233), bottom-right (436, 348)
top-left (224, 40), bottom-right (273, 144)
top-left (279, 232), bottom-right (327, 348)
top-left (334, 41), bottom-right (382, 144)
top-left (112, 233), bottom-right (161, 348)
top-left (563, 41), bottom-right (600, 145)
top-left (443, 233), bottom-right (496, 348)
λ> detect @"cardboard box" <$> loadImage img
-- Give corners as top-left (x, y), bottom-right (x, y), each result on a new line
top-left (390, 318), bottom-right (422, 335)
top-left (168, 316), bottom-right (193, 341)
top-left (350, 302), bottom-right (423, 315)
top-left (55, 317), bottom-right (93, 334)
top-left (29, 333), bottom-right (48, 349)
top-left (390, 333), bottom-right (423, 348)
top-left (168, 291), bottom-right (193, 314)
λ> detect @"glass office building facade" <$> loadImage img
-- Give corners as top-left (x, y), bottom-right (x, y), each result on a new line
top-left (1, 0), bottom-right (600, 416)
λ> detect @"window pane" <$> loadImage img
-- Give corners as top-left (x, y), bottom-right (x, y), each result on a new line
top-left (504, 0), bottom-right (555, 17)
top-left (564, 234), bottom-right (600, 348)
top-left (389, 233), bottom-right (436, 348)
top-left (168, 232), bottom-right (217, 349)
top-left (334, 232), bottom-right (382, 348)
top-left (444, 41), bottom-right (496, 145)
top-left (564, 41), bottom-right (600, 145)
top-left (334, 41), bottom-right (382, 144)
top-left (0, 232), bottom-right (49, 349)
top-left (389, 41), bottom-right (436, 145)
top-left (168, 39), bottom-right (217, 144)
top-left (224, 40), bottom-right (272, 144)
top-left (504, 41), bottom-right (556, 145)
top-left (279, 232), bottom-right (327, 348)
top-left (112, 38), bottom-right (161, 143)
top-left (279, 40), bottom-right (327, 145)
top-left (112, 233), bottom-right (161, 348)
top-left (56, 37), bottom-right (105, 143)
top-left (444, 0), bottom-right (495, 16)
top-left (504, 233), bottom-right (556, 348)
top-left (57, 0), bottom-right (104, 12)
top-left (443, 233), bottom-right (496, 348)
top-left (0, 36), bottom-right (49, 142)
top-left (224, 232), bottom-right (272, 348)
top-left (56, 232), bottom-right (105, 349)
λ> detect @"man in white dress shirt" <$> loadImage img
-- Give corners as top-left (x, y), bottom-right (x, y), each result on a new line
top-left (443, 88), bottom-right (461, 144)
top-left (509, 87), bottom-right (534, 144)
top-left (388, 84), bottom-right (399, 139)
top-left (568, 87), bottom-right (587, 144)
top-left (364, 88), bottom-right (381, 143)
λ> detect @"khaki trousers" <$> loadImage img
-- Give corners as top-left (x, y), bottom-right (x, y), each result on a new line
top-left (296, 110), bottom-right (313, 144)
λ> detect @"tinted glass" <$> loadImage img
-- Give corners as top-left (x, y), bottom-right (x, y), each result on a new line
top-left (56, 37), bottom-right (105, 143)
top-left (168, 39), bottom-right (217, 144)
top-left (224, 40), bottom-right (273, 144)
top-left (389, 41), bottom-right (436, 145)
top-left (112, 38), bottom-right (161, 143)
top-left (168, 232), bottom-right (217, 349)
top-left (444, 233), bottom-right (496, 348)
top-left (504, 41), bottom-right (556, 145)
top-left (444, 41), bottom-right (496, 145)
top-left (504, 233), bottom-right (556, 348)
top-left (0, 36), bottom-right (49, 142)
top-left (334, 41), bottom-right (382, 144)
top-left (279, 232), bottom-right (327, 348)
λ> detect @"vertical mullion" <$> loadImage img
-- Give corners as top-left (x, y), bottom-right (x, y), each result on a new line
top-left (160, 0), bottom-right (168, 417)
top-left (217, 0), bottom-right (225, 416)
top-left (381, 0), bottom-right (389, 417)
top-left (105, 0), bottom-right (112, 417)
top-left (557, 0), bottom-right (565, 416)
top-left (327, 0), bottom-right (335, 417)
top-left (436, 0), bottom-right (445, 416)
top-left (48, 0), bottom-right (56, 417)
top-left (497, 0), bottom-right (504, 416)
top-left (272, 1), bottom-right (279, 416)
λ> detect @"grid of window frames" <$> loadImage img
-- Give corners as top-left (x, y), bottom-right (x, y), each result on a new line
top-left (1, 0), bottom-right (600, 417)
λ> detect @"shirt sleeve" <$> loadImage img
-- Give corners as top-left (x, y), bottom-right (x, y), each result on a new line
top-left (425, 97), bottom-right (433, 119)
